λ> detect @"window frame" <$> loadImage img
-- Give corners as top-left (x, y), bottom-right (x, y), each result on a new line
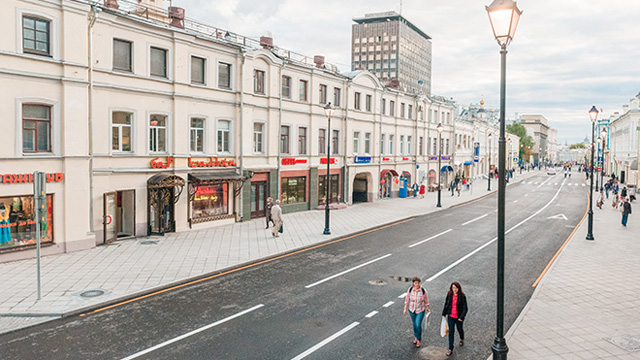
top-left (299, 79), bottom-right (308, 102)
top-left (149, 46), bottom-right (168, 78)
top-left (111, 111), bottom-right (134, 153)
top-left (253, 122), bottom-right (264, 154)
top-left (190, 55), bottom-right (206, 85)
top-left (281, 176), bottom-right (307, 205)
top-left (22, 104), bottom-right (52, 153)
top-left (280, 125), bottom-right (290, 154)
top-left (190, 117), bottom-right (206, 153)
top-left (389, 100), bottom-right (395, 116)
top-left (333, 87), bottom-right (341, 107)
top-left (319, 84), bottom-right (328, 105)
top-left (380, 134), bottom-right (386, 155)
top-left (254, 69), bottom-right (266, 94)
top-left (22, 15), bottom-right (51, 56)
top-left (217, 119), bottom-right (232, 154)
top-left (332, 130), bottom-right (339, 155)
top-left (282, 75), bottom-right (291, 99)
top-left (407, 135), bottom-right (412, 155)
top-left (353, 131), bottom-right (360, 155)
top-left (298, 127), bottom-right (307, 155)
top-left (389, 134), bottom-right (394, 155)
top-left (148, 113), bottom-right (168, 153)
top-left (365, 94), bottom-right (372, 112)
top-left (364, 132), bottom-right (371, 155)
top-left (354, 92), bottom-right (361, 110)
top-left (218, 61), bottom-right (233, 89)
top-left (400, 135), bottom-right (405, 155)
top-left (113, 38), bottom-right (133, 73)
top-left (318, 128), bottom-right (326, 155)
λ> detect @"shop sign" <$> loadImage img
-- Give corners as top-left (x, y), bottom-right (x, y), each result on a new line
top-left (402, 157), bottom-right (409, 161)
top-left (151, 157), bottom-right (175, 169)
top-left (441, 156), bottom-right (451, 160)
top-left (428, 156), bottom-right (438, 160)
top-left (188, 157), bottom-right (237, 168)
top-left (2, 173), bottom-right (63, 184)
top-left (382, 157), bottom-right (391, 161)
top-left (282, 158), bottom-right (307, 165)
top-left (320, 158), bottom-right (338, 165)
top-left (354, 156), bottom-right (371, 164)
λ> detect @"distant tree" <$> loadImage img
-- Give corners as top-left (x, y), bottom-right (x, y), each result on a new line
top-left (569, 143), bottom-right (586, 149)
top-left (506, 122), bottom-right (535, 160)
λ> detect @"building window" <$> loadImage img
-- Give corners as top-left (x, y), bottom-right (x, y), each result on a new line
top-left (353, 131), bottom-right (360, 155)
top-left (333, 87), bottom-right (341, 107)
top-left (218, 62), bottom-right (231, 89)
top-left (400, 103), bottom-right (405, 118)
top-left (149, 114), bottom-right (167, 153)
top-left (408, 105), bottom-right (413, 119)
top-left (400, 135), bottom-right (405, 155)
top-left (332, 130), bottom-right (339, 155)
top-left (0, 194), bottom-right (54, 249)
top-left (112, 112), bottom-right (132, 152)
top-left (319, 129), bottom-right (326, 155)
top-left (254, 70), bottom-right (265, 94)
top-left (318, 174), bottom-right (339, 205)
top-left (190, 118), bottom-right (205, 153)
top-left (217, 120), bottom-right (231, 153)
top-left (280, 125), bottom-right (290, 154)
top-left (433, 137), bottom-right (437, 155)
top-left (191, 56), bottom-right (205, 85)
top-left (419, 136), bottom-right (424, 155)
top-left (446, 139), bottom-right (450, 155)
top-left (150, 47), bottom-right (167, 78)
top-left (22, 104), bottom-right (51, 152)
top-left (319, 84), bottom-right (328, 104)
top-left (389, 135), bottom-right (394, 155)
top-left (281, 176), bottom-right (306, 205)
top-left (390, 101), bottom-right (395, 116)
top-left (364, 132), bottom-right (371, 154)
top-left (22, 16), bottom-right (50, 56)
top-left (299, 80), bottom-right (308, 101)
top-left (282, 76), bottom-right (291, 98)
top-left (113, 39), bottom-right (132, 72)
top-left (380, 134), bottom-right (385, 155)
top-left (253, 123), bottom-right (264, 153)
top-left (382, 99), bottom-right (386, 115)
top-left (192, 184), bottom-right (228, 220)
top-left (354, 92), bottom-right (361, 110)
top-left (365, 95), bottom-right (372, 112)
top-left (407, 136), bottom-right (412, 155)
top-left (298, 127), bottom-right (307, 155)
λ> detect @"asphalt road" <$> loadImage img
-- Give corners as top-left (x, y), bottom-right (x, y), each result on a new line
top-left (0, 170), bottom-right (587, 360)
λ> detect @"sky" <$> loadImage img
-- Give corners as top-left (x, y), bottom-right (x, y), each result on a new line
top-left (174, 0), bottom-right (640, 145)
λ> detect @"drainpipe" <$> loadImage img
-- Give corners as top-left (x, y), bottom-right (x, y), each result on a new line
top-left (413, 95), bottom-right (418, 183)
top-left (343, 78), bottom-right (351, 203)
top-left (277, 60), bottom-right (286, 198)
top-left (238, 49), bottom-right (246, 221)
top-left (378, 88), bottom-right (385, 199)
top-left (87, 4), bottom-right (99, 235)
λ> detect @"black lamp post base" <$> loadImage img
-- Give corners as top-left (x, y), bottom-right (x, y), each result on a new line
top-left (323, 229), bottom-right (331, 235)
top-left (585, 234), bottom-right (594, 240)
top-left (491, 337), bottom-right (509, 360)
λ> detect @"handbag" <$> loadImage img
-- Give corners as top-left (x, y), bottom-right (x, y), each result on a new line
top-left (440, 316), bottom-right (449, 338)
top-left (279, 223), bottom-right (283, 233)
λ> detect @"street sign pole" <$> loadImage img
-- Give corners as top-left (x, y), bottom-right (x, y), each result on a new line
top-left (33, 171), bottom-right (46, 300)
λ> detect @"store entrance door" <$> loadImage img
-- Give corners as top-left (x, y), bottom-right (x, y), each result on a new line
top-left (149, 187), bottom-right (175, 236)
top-left (250, 181), bottom-right (267, 218)
top-left (103, 190), bottom-right (136, 244)
top-left (103, 192), bottom-right (117, 244)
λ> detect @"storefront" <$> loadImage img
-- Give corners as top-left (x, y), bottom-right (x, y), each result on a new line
top-left (147, 174), bottom-right (185, 236)
top-left (103, 190), bottom-right (135, 244)
top-left (249, 172), bottom-right (270, 219)
top-left (188, 171), bottom-right (244, 226)
top-left (0, 193), bottom-right (53, 252)
top-left (380, 169), bottom-right (399, 197)
top-left (318, 172), bottom-right (341, 205)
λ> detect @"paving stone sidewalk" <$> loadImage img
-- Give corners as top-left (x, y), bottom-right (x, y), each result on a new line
top-left (505, 195), bottom-right (640, 359)
top-left (0, 172), bottom-right (539, 334)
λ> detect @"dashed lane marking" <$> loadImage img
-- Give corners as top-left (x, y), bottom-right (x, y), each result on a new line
top-left (383, 301), bottom-right (395, 307)
top-left (290, 322), bottom-right (360, 360)
top-left (305, 254), bottom-right (393, 289)
top-left (408, 229), bottom-right (453, 248)
top-left (365, 311), bottom-right (379, 318)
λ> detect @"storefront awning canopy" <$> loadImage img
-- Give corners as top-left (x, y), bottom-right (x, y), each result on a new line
top-left (464, 161), bottom-right (473, 166)
top-left (147, 174), bottom-right (186, 188)
top-left (380, 169), bottom-right (399, 178)
top-left (441, 165), bottom-right (454, 172)
top-left (189, 171), bottom-right (245, 185)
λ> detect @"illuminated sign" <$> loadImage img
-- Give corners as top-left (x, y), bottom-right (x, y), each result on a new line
top-left (2, 173), bottom-right (63, 184)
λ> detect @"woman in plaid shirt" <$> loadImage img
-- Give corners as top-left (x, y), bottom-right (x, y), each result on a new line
top-left (403, 276), bottom-right (430, 348)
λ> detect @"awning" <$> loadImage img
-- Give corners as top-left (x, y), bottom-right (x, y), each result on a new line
top-left (401, 171), bottom-right (411, 177)
top-left (441, 165), bottom-right (453, 172)
top-left (147, 174), bottom-right (186, 188)
top-left (463, 161), bottom-right (473, 166)
top-left (189, 171), bottom-right (244, 185)
top-left (380, 169), bottom-right (399, 178)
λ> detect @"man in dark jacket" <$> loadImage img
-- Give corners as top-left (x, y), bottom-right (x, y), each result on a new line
top-left (622, 198), bottom-right (632, 227)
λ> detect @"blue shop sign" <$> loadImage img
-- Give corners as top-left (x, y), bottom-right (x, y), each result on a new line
top-left (354, 156), bottom-right (372, 163)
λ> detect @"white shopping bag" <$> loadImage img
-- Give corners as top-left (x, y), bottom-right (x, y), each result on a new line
top-left (440, 316), bottom-right (449, 337)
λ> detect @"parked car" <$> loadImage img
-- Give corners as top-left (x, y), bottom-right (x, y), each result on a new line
top-left (547, 168), bottom-right (557, 175)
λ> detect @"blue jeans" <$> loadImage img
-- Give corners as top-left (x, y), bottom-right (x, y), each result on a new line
top-left (409, 310), bottom-right (425, 341)
top-left (447, 315), bottom-right (465, 350)
top-left (605, 188), bottom-right (609, 198)
top-left (622, 213), bottom-right (629, 226)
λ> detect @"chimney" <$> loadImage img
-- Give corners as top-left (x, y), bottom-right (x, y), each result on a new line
top-left (260, 36), bottom-right (273, 50)
top-left (388, 79), bottom-right (400, 89)
top-left (104, 0), bottom-right (119, 9)
top-left (314, 55), bottom-right (325, 68)
top-left (168, 6), bottom-right (185, 29)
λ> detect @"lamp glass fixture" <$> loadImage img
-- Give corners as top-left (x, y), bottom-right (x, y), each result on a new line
top-left (589, 106), bottom-right (598, 122)
top-left (486, 0), bottom-right (522, 46)
top-left (323, 103), bottom-right (335, 117)
top-left (437, 123), bottom-right (444, 134)
top-left (601, 128), bottom-right (607, 137)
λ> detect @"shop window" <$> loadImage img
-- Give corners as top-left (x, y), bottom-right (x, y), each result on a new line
top-left (218, 62), bottom-right (231, 89)
top-left (298, 127), bottom-right (307, 155)
top-left (253, 123), bottom-right (264, 153)
top-left (0, 194), bottom-right (53, 250)
top-left (149, 114), bottom-right (167, 153)
top-left (113, 39), bottom-right (132, 72)
top-left (192, 184), bottom-right (228, 220)
top-left (112, 111), bottom-right (132, 152)
top-left (319, 84), bottom-right (327, 104)
top-left (22, 16), bottom-right (50, 56)
top-left (333, 87), bottom-right (341, 107)
top-left (217, 120), bottom-right (230, 153)
top-left (191, 56), bottom-right (205, 85)
top-left (282, 75), bottom-right (291, 98)
top-left (22, 104), bottom-right (51, 153)
top-left (332, 130), bottom-right (339, 155)
top-left (150, 47), bottom-right (167, 78)
top-left (254, 70), bottom-right (265, 94)
top-left (318, 129), bottom-right (326, 155)
top-left (280, 125), bottom-right (290, 154)
top-left (281, 176), bottom-right (306, 205)
top-left (190, 118), bottom-right (204, 153)
top-left (318, 174), bottom-right (339, 205)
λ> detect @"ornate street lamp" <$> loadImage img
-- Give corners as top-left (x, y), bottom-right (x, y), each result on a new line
top-left (586, 106), bottom-right (598, 241)
top-left (600, 128), bottom-right (607, 190)
top-left (486, 1), bottom-right (522, 358)
top-left (323, 103), bottom-right (334, 235)
top-left (437, 123), bottom-right (444, 208)
top-left (488, 132), bottom-right (493, 191)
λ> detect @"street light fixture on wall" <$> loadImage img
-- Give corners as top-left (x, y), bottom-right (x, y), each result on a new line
top-left (323, 103), bottom-right (334, 235)
top-left (486, 0), bottom-right (522, 359)
top-left (488, 132), bottom-right (493, 191)
top-left (437, 122), bottom-right (444, 208)
top-left (586, 105), bottom-right (598, 241)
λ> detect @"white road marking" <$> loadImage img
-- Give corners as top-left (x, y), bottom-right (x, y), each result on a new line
top-left (365, 311), bottom-right (379, 318)
top-left (291, 322), bottom-right (360, 360)
top-left (398, 292), bottom-right (407, 298)
top-left (554, 183), bottom-right (558, 185)
top-left (534, 182), bottom-right (539, 184)
top-left (427, 179), bottom-right (567, 283)
top-left (528, 182), bottom-right (533, 184)
top-left (305, 254), bottom-right (392, 288)
top-left (120, 304), bottom-right (265, 360)
top-left (462, 214), bottom-right (488, 226)
top-left (408, 229), bottom-right (453, 248)
top-left (537, 177), bottom-right (553, 189)
top-left (513, 200), bottom-right (518, 203)
top-left (524, 194), bottom-right (529, 197)
top-left (582, 184), bottom-right (586, 187)
top-left (384, 301), bottom-right (395, 307)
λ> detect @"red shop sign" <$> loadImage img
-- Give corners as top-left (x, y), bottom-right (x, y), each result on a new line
top-left (282, 158), bottom-right (308, 165)
top-left (402, 157), bottom-right (409, 161)
top-left (2, 173), bottom-right (63, 184)
top-left (189, 157), bottom-right (237, 168)
top-left (320, 158), bottom-right (337, 164)
top-left (151, 157), bottom-right (175, 169)
top-left (382, 157), bottom-right (391, 161)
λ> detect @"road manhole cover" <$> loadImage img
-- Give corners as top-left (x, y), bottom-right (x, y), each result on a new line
top-left (140, 240), bottom-right (158, 245)
top-left (605, 335), bottom-right (640, 352)
top-left (79, 289), bottom-right (105, 298)
top-left (369, 279), bottom-right (387, 286)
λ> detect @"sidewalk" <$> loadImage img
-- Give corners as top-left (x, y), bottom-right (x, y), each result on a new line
top-left (0, 172), bottom-right (537, 334)
top-left (505, 196), bottom-right (640, 359)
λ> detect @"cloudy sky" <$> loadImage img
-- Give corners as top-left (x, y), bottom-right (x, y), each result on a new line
top-left (176, 0), bottom-right (640, 145)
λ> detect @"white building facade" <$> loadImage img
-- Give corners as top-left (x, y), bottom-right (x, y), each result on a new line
top-left (607, 94), bottom-right (640, 186)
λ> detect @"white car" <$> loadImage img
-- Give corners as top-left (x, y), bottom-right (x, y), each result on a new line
top-left (547, 168), bottom-right (557, 175)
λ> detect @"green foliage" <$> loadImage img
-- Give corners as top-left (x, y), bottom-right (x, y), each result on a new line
top-left (507, 121), bottom-right (535, 160)
top-left (569, 143), bottom-right (586, 149)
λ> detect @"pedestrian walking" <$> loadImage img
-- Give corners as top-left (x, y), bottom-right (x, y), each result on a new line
top-left (621, 198), bottom-right (632, 227)
top-left (419, 182), bottom-right (426, 199)
top-left (597, 190), bottom-right (604, 209)
top-left (612, 193), bottom-right (620, 209)
top-left (403, 276), bottom-right (430, 348)
top-left (450, 180), bottom-right (455, 196)
top-left (456, 181), bottom-right (462, 197)
top-left (412, 182), bottom-right (418, 198)
top-left (621, 186), bottom-right (628, 199)
top-left (604, 180), bottom-right (610, 199)
top-left (442, 282), bottom-right (468, 357)
top-left (265, 197), bottom-right (273, 229)
top-left (270, 200), bottom-right (283, 237)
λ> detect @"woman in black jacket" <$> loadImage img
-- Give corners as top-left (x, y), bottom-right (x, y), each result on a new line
top-left (442, 282), bottom-right (468, 356)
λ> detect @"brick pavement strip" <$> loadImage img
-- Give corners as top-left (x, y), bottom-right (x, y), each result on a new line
top-left (0, 174), bottom-right (537, 335)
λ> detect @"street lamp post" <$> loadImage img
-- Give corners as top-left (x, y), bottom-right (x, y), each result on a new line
top-left (437, 123), bottom-right (444, 207)
top-left (323, 103), bottom-right (334, 235)
top-left (600, 128), bottom-right (607, 190)
top-left (586, 106), bottom-right (598, 241)
top-left (488, 133), bottom-right (492, 191)
top-left (486, 1), bottom-right (522, 359)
